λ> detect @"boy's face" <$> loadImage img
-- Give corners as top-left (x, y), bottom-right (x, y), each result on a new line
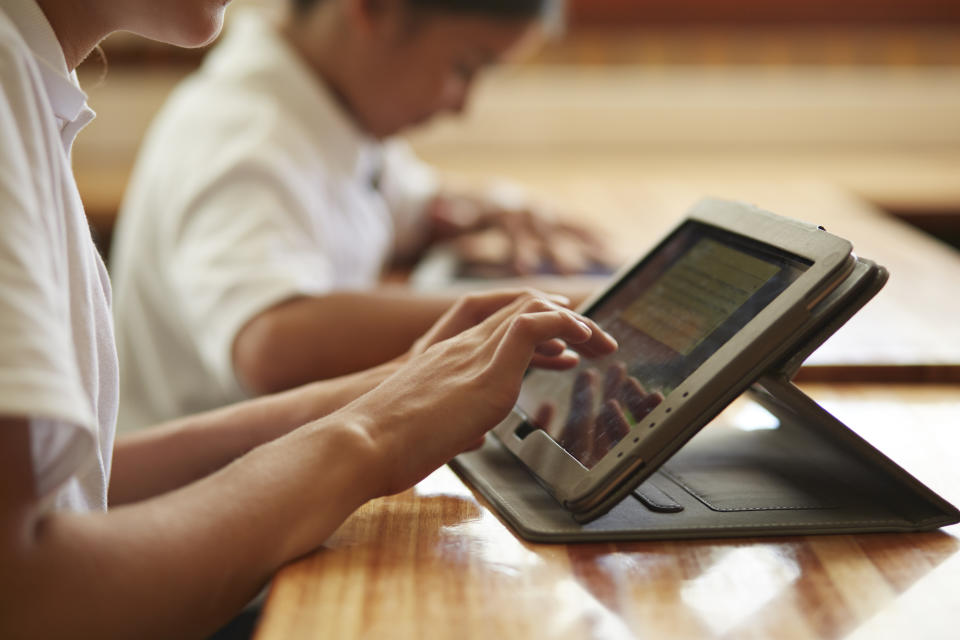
top-left (353, 13), bottom-right (534, 138)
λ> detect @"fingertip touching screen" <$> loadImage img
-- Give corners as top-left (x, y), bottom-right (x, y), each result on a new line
top-left (515, 221), bottom-right (811, 468)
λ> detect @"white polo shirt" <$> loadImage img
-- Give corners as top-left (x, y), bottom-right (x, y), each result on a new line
top-left (110, 10), bottom-right (438, 430)
top-left (0, 0), bottom-right (118, 512)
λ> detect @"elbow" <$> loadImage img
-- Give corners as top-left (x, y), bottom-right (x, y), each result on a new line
top-left (232, 311), bottom-right (294, 396)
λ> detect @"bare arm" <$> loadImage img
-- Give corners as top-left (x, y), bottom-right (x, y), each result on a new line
top-left (233, 282), bottom-right (602, 396)
top-left (0, 414), bottom-right (378, 640)
top-left (109, 359), bottom-right (403, 506)
top-left (233, 287), bottom-right (453, 394)
top-left (1, 291), bottom-right (617, 639)
top-left (116, 286), bottom-right (596, 507)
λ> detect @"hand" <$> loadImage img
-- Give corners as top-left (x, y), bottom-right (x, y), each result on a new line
top-left (534, 361), bottom-right (663, 467)
top-left (344, 291), bottom-right (618, 496)
top-left (409, 288), bottom-right (591, 370)
top-left (426, 193), bottom-right (614, 276)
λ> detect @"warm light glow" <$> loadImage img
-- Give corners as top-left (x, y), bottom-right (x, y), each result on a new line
top-left (730, 401), bottom-right (781, 431)
top-left (547, 578), bottom-right (636, 639)
top-left (681, 546), bottom-right (801, 636)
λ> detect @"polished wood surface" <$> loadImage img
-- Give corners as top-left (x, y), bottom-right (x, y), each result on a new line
top-left (255, 384), bottom-right (960, 640)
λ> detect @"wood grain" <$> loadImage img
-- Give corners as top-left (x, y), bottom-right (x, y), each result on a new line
top-left (255, 384), bottom-right (960, 640)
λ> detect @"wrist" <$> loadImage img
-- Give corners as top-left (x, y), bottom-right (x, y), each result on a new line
top-left (309, 407), bottom-right (385, 503)
top-left (261, 411), bottom-right (384, 563)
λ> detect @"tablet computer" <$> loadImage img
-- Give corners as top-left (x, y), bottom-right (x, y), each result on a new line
top-left (491, 199), bottom-right (857, 520)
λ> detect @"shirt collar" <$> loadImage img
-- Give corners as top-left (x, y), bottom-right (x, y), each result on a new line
top-left (1, 0), bottom-right (96, 150)
top-left (204, 10), bottom-right (381, 184)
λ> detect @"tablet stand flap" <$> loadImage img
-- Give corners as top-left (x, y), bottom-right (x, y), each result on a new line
top-left (748, 375), bottom-right (960, 527)
top-left (452, 377), bottom-right (959, 542)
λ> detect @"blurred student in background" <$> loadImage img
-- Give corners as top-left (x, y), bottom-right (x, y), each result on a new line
top-left (110, 0), bottom-right (612, 431)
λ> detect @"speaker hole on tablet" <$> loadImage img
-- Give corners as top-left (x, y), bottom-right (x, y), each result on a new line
top-left (682, 392), bottom-right (689, 398)
top-left (649, 422), bottom-right (656, 428)
top-left (617, 452), bottom-right (623, 458)
top-left (514, 421), bottom-right (535, 440)
top-left (665, 407), bottom-right (672, 414)
top-left (633, 437), bottom-right (640, 443)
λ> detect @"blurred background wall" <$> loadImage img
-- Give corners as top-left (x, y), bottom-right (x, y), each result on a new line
top-left (74, 0), bottom-right (960, 256)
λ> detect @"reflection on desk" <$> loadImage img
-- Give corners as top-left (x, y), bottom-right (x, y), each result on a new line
top-left (255, 384), bottom-right (960, 640)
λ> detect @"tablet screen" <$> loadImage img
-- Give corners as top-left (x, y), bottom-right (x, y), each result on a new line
top-left (515, 221), bottom-right (811, 468)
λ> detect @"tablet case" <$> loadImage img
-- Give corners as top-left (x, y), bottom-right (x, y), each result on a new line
top-left (450, 258), bottom-right (960, 541)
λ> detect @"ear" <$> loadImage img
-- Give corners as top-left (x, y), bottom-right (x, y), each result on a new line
top-left (344, 0), bottom-right (409, 41)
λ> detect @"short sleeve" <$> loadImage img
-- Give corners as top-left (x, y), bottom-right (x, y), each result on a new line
top-left (378, 140), bottom-right (439, 257)
top-left (0, 36), bottom-right (97, 501)
top-left (167, 161), bottom-right (337, 390)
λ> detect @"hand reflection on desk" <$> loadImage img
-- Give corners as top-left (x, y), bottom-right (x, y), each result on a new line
top-left (531, 361), bottom-right (664, 467)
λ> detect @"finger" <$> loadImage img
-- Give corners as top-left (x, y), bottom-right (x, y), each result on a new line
top-left (534, 338), bottom-right (567, 357)
top-left (473, 296), bottom-right (615, 391)
top-left (427, 195), bottom-right (484, 235)
top-left (463, 307), bottom-right (587, 409)
top-left (483, 296), bottom-right (615, 359)
top-left (565, 368), bottom-right (600, 429)
top-left (414, 289), bottom-right (553, 354)
top-left (444, 289), bottom-right (571, 341)
top-left (603, 361), bottom-right (628, 401)
top-left (461, 434), bottom-right (487, 452)
top-left (530, 351), bottom-right (581, 370)
top-left (510, 231), bottom-right (544, 276)
top-left (620, 376), bottom-right (649, 415)
top-left (453, 229), bottom-right (510, 268)
top-left (627, 389), bottom-right (664, 422)
top-left (597, 398), bottom-right (631, 442)
top-left (532, 403), bottom-right (555, 430)
top-left (473, 291), bottom-right (580, 346)
top-left (488, 308), bottom-right (616, 380)
top-left (545, 233), bottom-right (591, 275)
top-left (580, 404), bottom-right (601, 466)
top-left (501, 211), bottom-right (545, 275)
top-left (473, 289), bottom-right (571, 328)
top-left (564, 314), bottom-right (618, 360)
top-left (554, 220), bottom-right (608, 251)
top-left (581, 398), bottom-right (631, 467)
top-left (558, 369), bottom-right (599, 462)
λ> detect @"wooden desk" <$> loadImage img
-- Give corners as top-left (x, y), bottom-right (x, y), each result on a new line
top-left (255, 384), bottom-right (960, 640)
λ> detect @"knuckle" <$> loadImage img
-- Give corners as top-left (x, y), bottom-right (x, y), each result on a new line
top-left (520, 296), bottom-right (551, 314)
top-left (519, 287), bottom-right (543, 302)
top-left (453, 292), bottom-right (485, 319)
top-left (508, 314), bottom-right (535, 337)
top-left (458, 291), bottom-right (483, 308)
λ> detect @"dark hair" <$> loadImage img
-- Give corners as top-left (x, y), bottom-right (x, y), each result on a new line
top-left (292, 0), bottom-right (549, 18)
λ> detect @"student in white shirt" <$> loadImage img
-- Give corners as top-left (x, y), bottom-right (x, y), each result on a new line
top-left (110, 0), bottom-right (610, 431)
top-left (0, 0), bottom-right (617, 637)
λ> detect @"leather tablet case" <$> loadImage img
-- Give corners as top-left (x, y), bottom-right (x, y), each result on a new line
top-left (450, 259), bottom-right (960, 541)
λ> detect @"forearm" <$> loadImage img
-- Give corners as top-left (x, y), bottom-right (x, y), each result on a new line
top-left (4, 415), bottom-right (376, 640)
top-left (234, 288), bottom-right (455, 394)
top-left (110, 359), bottom-right (402, 505)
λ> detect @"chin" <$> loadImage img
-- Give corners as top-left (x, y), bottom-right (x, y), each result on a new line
top-left (177, 5), bottom-right (228, 48)
top-left (145, 2), bottom-right (229, 49)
